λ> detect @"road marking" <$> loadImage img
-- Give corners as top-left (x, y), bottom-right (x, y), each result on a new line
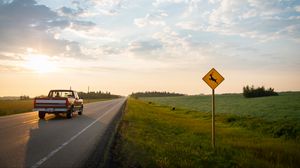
top-left (31, 100), bottom-right (124, 168)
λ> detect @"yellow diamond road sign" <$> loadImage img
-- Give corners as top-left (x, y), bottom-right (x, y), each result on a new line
top-left (202, 68), bottom-right (224, 89)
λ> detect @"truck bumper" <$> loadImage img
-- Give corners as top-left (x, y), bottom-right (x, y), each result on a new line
top-left (33, 108), bottom-right (68, 113)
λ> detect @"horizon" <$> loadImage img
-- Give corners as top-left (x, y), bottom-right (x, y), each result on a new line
top-left (1, 0), bottom-right (300, 97)
top-left (1, 89), bottom-right (299, 98)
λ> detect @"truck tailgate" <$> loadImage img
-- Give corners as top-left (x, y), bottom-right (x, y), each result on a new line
top-left (34, 98), bottom-right (68, 112)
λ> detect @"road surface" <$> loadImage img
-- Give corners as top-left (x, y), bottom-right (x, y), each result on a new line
top-left (0, 98), bottom-right (126, 168)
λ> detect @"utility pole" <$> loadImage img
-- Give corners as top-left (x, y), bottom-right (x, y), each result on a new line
top-left (88, 86), bottom-right (90, 93)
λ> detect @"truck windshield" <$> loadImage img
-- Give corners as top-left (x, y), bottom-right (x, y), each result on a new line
top-left (49, 91), bottom-right (74, 98)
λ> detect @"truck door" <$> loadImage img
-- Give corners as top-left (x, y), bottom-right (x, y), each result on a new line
top-left (74, 92), bottom-right (81, 109)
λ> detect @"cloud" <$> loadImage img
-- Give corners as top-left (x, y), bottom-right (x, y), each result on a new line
top-left (0, 64), bottom-right (26, 72)
top-left (209, 1), bottom-right (246, 26)
top-left (0, 52), bottom-right (23, 61)
top-left (176, 21), bottom-right (203, 31)
top-left (70, 20), bottom-right (96, 31)
top-left (153, 0), bottom-right (186, 6)
top-left (276, 24), bottom-right (300, 42)
top-left (88, 0), bottom-right (126, 16)
top-left (1, 0), bottom-right (299, 74)
top-left (58, 6), bottom-right (84, 18)
top-left (203, 0), bottom-right (300, 42)
top-left (148, 24), bottom-right (290, 71)
top-left (147, 26), bottom-right (212, 66)
top-left (0, 0), bottom-right (94, 60)
top-left (295, 5), bottom-right (300, 12)
top-left (164, 0), bottom-right (300, 43)
top-left (129, 40), bottom-right (162, 53)
top-left (79, 45), bottom-right (123, 60)
top-left (90, 0), bottom-right (124, 7)
top-left (134, 11), bottom-right (167, 28)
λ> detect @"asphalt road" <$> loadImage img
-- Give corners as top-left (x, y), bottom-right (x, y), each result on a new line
top-left (0, 98), bottom-right (126, 168)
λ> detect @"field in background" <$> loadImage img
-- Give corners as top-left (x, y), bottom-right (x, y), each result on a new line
top-left (110, 98), bottom-right (300, 167)
top-left (142, 92), bottom-right (300, 140)
top-left (0, 99), bottom-right (113, 116)
top-left (142, 92), bottom-right (300, 121)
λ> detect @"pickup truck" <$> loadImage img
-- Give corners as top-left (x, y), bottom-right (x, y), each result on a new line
top-left (33, 90), bottom-right (83, 119)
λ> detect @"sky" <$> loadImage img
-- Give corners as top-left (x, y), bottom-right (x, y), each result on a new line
top-left (0, 0), bottom-right (299, 97)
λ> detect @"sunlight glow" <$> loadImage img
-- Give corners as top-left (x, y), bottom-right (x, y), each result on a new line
top-left (25, 54), bottom-right (58, 73)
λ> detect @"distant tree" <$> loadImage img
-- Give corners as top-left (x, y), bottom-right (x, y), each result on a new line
top-left (20, 95), bottom-right (30, 100)
top-left (77, 91), bottom-right (121, 99)
top-left (243, 85), bottom-right (278, 98)
top-left (130, 91), bottom-right (185, 98)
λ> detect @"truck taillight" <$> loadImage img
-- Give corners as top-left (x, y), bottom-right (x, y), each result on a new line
top-left (66, 99), bottom-right (69, 106)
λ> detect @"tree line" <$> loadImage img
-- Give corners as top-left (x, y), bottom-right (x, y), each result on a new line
top-left (20, 95), bottom-right (30, 100)
top-left (243, 85), bottom-right (278, 98)
top-left (131, 91), bottom-right (185, 98)
top-left (78, 91), bottom-right (121, 99)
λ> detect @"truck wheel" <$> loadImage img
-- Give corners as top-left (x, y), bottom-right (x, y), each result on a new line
top-left (67, 108), bottom-right (73, 119)
top-left (78, 106), bottom-right (83, 115)
top-left (39, 112), bottom-right (45, 119)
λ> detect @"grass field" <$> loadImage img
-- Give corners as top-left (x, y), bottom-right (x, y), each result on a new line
top-left (0, 100), bottom-right (33, 116)
top-left (110, 93), bottom-right (300, 167)
top-left (0, 98), bottom-right (113, 116)
top-left (141, 92), bottom-right (300, 140)
top-left (142, 92), bottom-right (300, 121)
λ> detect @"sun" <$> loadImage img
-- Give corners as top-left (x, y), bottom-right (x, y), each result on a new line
top-left (25, 54), bottom-right (57, 73)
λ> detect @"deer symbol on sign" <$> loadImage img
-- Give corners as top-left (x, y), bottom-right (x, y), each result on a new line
top-left (209, 73), bottom-right (218, 84)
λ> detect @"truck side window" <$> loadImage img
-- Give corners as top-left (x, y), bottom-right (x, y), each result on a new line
top-left (74, 92), bottom-right (79, 99)
top-left (67, 92), bottom-right (74, 98)
top-left (48, 91), bottom-right (53, 97)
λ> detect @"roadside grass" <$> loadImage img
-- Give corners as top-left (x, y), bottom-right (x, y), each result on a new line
top-left (0, 100), bottom-right (33, 116)
top-left (111, 98), bottom-right (300, 168)
top-left (84, 98), bottom-right (114, 104)
top-left (0, 98), bottom-right (113, 116)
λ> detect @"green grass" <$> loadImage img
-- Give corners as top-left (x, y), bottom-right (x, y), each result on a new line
top-left (141, 92), bottom-right (300, 140)
top-left (142, 92), bottom-right (300, 121)
top-left (111, 98), bottom-right (300, 168)
top-left (0, 98), bottom-right (113, 116)
top-left (84, 98), bottom-right (114, 104)
top-left (0, 99), bottom-right (33, 116)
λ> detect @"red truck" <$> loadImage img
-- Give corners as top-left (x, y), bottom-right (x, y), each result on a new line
top-left (33, 90), bottom-right (83, 119)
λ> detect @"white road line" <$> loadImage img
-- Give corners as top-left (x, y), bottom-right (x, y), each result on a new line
top-left (30, 101), bottom-right (124, 168)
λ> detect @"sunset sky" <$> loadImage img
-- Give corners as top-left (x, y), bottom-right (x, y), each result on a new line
top-left (0, 0), bottom-right (299, 97)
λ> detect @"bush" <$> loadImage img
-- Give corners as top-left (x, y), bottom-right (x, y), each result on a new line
top-left (243, 85), bottom-right (278, 98)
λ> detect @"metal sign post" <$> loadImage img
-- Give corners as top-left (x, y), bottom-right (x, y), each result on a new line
top-left (212, 89), bottom-right (215, 148)
top-left (202, 68), bottom-right (224, 149)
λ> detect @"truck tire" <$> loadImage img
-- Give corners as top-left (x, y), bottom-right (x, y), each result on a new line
top-left (78, 105), bottom-right (83, 115)
top-left (39, 111), bottom-right (45, 119)
top-left (67, 108), bottom-right (73, 119)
